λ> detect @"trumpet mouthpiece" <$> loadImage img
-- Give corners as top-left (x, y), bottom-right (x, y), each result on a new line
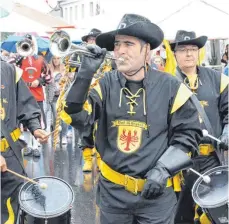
top-left (117, 57), bottom-right (125, 62)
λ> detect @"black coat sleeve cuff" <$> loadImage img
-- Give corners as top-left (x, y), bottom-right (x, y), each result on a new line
top-left (26, 118), bottom-right (42, 134)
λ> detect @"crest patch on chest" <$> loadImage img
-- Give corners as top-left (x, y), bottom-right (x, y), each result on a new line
top-left (112, 120), bottom-right (147, 153)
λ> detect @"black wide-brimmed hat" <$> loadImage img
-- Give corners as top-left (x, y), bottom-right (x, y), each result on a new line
top-left (82, 28), bottom-right (102, 42)
top-left (170, 30), bottom-right (207, 51)
top-left (96, 14), bottom-right (164, 51)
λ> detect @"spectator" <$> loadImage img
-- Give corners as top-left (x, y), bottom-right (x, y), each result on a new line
top-left (46, 56), bottom-right (69, 144)
top-left (16, 34), bottom-right (52, 157)
top-left (150, 55), bottom-right (165, 71)
top-left (221, 44), bottom-right (228, 66)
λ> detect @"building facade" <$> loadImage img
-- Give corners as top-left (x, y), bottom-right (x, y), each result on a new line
top-left (58, 0), bottom-right (105, 24)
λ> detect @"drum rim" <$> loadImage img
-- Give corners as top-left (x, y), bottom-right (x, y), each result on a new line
top-left (192, 165), bottom-right (228, 208)
top-left (19, 176), bottom-right (74, 219)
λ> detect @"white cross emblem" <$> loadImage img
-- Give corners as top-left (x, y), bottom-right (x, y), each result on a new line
top-left (184, 36), bottom-right (191, 40)
top-left (118, 23), bottom-right (126, 29)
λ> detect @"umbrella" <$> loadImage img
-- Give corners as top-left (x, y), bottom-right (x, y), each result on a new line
top-left (1, 35), bottom-right (49, 53)
top-left (72, 40), bottom-right (82, 45)
top-left (14, 32), bottom-right (50, 39)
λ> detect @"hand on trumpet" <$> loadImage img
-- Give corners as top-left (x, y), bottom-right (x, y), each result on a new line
top-left (80, 45), bottom-right (107, 75)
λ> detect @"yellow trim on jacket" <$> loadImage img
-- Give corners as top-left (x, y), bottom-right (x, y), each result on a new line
top-left (171, 83), bottom-right (193, 114)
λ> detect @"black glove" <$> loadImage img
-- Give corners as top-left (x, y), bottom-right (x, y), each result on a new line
top-left (141, 163), bottom-right (170, 199)
top-left (66, 45), bottom-right (106, 105)
top-left (78, 44), bottom-right (107, 78)
top-left (219, 124), bottom-right (228, 150)
top-left (69, 53), bottom-right (81, 68)
top-left (141, 146), bottom-right (192, 199)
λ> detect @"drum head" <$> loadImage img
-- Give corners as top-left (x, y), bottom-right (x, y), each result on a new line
top-left (192, 166), bottom-right (228, 208)
top-left (19, 176), bottom-right (74, 218)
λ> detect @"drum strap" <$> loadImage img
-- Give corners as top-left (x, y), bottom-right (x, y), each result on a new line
top-left (1, 120), bottom-right (26, 173)
top-left (176, 69), bottom-right (225, 164)
top-left (176, 68), bottom-right (215, 138)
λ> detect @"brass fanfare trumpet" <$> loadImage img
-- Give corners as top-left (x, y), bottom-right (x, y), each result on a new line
top-left (50, 30), bottom-right (115, 150)
top-left (16, 38), bottom-right (34, 57)
top-left (49, 30), bottom-right (123, 65)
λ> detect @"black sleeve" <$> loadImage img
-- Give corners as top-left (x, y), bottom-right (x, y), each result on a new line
top-left (16, 77), bottom-right (42, 134)
top-left (219, 86), bottom-right (228, 127)
top-left (78, 125), bottom-right (95, 149)
top-left (63, 77), bottom-right (105, 129)
top-left (169, 92), bottom-right (202, 154)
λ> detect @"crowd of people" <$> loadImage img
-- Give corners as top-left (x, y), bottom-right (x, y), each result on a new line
top-left (1, 12), bottom-right (228, 224)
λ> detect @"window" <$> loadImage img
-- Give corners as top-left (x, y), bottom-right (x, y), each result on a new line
top-left (75, 5), bottom-right (78, 20)
top-left (81, 4), bottom-right (84, 19)
top-left (95, 3), bottom-right (100, 15)
top-left (70, 7), bottom-right (73, 23)
top-left (64, 8), bottom-right (68, 21)
top-left (90, 2), bottom-right (93, 16)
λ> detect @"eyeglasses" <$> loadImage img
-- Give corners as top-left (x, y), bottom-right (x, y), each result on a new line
top-left (176, 48), bottom-right (199, 54)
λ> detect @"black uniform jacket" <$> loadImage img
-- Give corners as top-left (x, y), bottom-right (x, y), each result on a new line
top-left (1, 61), bottom-right (41, 138)
top-left (177, 66), bottom-right (228, 138)
top-left (62, 67), bottom-right (202, 211)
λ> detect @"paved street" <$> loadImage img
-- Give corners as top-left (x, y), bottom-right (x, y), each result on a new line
top-left (23, 129), bottom-right (100, 224)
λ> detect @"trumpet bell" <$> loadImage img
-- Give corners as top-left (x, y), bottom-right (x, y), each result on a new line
top-left (16, 39), bottom-right (34, 57)
top-left (49, 30), bottom-right (71, 57)
top-left (49, 30), bottom-right (118, 64)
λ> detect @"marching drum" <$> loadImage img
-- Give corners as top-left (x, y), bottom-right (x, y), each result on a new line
top-left (18, 176), bottom-right (74, 224)
top-left (192, 166), bottom-right (228, 224)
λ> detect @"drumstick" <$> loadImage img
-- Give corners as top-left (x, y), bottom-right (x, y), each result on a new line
top-left (202, 130), bottom-right (221, 143)
top-left (189, 168), bottom-right (211, 184)
top-left (7, 168), bottom-right (38, 184)
top-left (46, 126), bottom-right (62, 138)
top-left (37, 127), bottom-right (62, 143)
top-left (6, 169), bottom-right (48, 189)
top-left (45, 130), bottom-right (55, 138)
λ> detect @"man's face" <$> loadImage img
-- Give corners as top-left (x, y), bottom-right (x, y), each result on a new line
top-left (87, 36), bottom-right (96, 44)
top-left (174, 45), bottom-right (199, 69)
top-left (114, 35), bottom-right (148, 73)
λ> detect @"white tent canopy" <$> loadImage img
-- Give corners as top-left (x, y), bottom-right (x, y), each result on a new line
top-left (78, 0), bottom-right (229, 39)
top-left (0, 12), bottom-right (50, 32)
top-left (157, 0), bottom-right (229, 39)
top-left (0, 2), bottom-right (69, 32)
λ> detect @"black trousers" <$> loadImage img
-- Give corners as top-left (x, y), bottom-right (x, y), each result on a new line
top-left (100, 194), bottom-right (177, 224)
top-left (100, 208), bottom-right (176, 224)
top-left (174, 180), bottom-right (195, 224)
top-left (1, 149), bottom-right (25, 224)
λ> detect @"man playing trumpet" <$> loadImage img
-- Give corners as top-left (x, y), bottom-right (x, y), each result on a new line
top-left (61, 14), bottom-right (202, 223)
